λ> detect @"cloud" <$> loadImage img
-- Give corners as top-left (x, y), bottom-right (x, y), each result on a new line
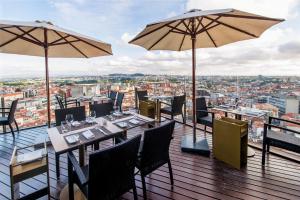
top-left (278, 41), bottom-right (300, 55)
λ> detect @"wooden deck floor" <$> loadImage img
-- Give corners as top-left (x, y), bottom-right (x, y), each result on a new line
top-left (0, 123), bottom-right (300, 200)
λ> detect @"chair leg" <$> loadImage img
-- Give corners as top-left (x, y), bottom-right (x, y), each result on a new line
top-left (168, 160), bottom-right (174, 185)
top-left (262, 141), bottom-right (266, 166)
top-left (181, 113), bottom-right (185, 124)
top-left (132, 180), bottom-right (138, 200)
top-left (141, 174), bottom-right (147, 200)
top-left (3, 125), bottom-right (6, 133)
top-left (56, 154), bottom-right (60, 179)
top-left (14, 120), bottom-right (19, 133)
top-left (267, 144), bottom-right (270, 153)
top-left (204, 125), bottom-right (207, 138)
top-left (8, 123), bottom-right (15, 138)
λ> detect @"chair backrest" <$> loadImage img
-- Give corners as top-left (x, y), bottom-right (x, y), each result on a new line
top-left (88, 134), bottom-right (141, 200)
top-left (139, 100), bottom-right (156, 119)
top-left (55, 94), bottom-right (65, 109)
top-left (139, 120), bottom-right (175, 174)
top-left (171, 94), bottom-right (186, 114)
top-left (54, 106), bottom-right (86, 126)
top-left (196, 97), bottom-right (208, 118)
top-left (109, 91), bottom-right (117, 101)
top-left (8, 99), bottom-right (18, 123)
top-left (90, 102), bottom-right (113, 117)
top-left (116, 92), bottom-right (124, 110)
top-left (137, 90), bottom-right (148, 102)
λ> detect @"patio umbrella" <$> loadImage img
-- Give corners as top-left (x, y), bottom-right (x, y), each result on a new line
top-left (0, 20), bottom-right (112, 126)
top-left (129, 9), bottom-right (283, 155)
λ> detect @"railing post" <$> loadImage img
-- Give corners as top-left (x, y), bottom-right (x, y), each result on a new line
top-left (1, 97), bottom-right (6, 133)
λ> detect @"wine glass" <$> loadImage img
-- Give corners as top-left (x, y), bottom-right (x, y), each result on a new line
top-left (65, 114), bottom-right (74, 127)
top-left (61, 121), bottom-right (68, 133)
top-left (114, 105), bottom-right (119, 113)
top-left (90, 110), bottom-right (96, 123)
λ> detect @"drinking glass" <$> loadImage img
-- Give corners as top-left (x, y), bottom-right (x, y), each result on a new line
top-left (61, 121), bottom-right (68, 133)
top-left (65, 114), bottom-right (74, 127)
top-left (90, 110), bottom-right (96, 123)
top-left (114, 105), bottom-right (119, 113)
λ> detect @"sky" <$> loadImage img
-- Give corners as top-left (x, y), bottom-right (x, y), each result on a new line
top-left (1, 0), bottom-right (300, 78)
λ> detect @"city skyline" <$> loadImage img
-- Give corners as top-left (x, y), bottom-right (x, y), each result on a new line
top-left (1, 0), bottom-right (300, 78)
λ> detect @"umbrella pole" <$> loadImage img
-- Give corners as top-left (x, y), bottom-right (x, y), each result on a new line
top-left (180, 21), bottom-right (210, 157)
top-left (191, 35), bottom-right (197, 143)
top-left (44, 28), bottom-right (51, 127)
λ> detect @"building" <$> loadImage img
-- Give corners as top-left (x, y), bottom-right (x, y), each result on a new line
top-left (268, 95), bottom-right (300, 115)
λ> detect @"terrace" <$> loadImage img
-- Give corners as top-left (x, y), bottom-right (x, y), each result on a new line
top-left (1, 3), bottom-right (300, 200)
top-left (0, 122), bottom-right (299, 200)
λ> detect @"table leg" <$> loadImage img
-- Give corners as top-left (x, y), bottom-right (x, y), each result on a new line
top-left (55, 153), bottom-right (60, 179)
top-left (156, 99), bottom-right (161, 122)
top-left (79, 145), bottom-right (85, 167)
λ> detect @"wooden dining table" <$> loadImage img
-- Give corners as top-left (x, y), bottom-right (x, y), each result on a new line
top-left (48, 112), bottom-right (155, 177)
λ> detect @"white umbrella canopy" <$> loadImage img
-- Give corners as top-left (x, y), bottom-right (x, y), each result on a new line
top-left (0, 20), bottom-right (112, 126)
top-left (129, 8), bottom-right (284, 155)
top-left (0, 20), bottom-right (112, 57)
top-left (130, 9), bottom-right (284, 50)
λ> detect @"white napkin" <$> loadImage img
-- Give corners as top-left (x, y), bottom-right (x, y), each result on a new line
top-left (82, 130), bottom-right (95, 139)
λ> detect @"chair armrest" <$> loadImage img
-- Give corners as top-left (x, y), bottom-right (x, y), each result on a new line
top-left (269, 116), bottom-right (300, 126)
top-left (196, 110), bottom-right (215, 119)
top-left (264, 123), bottom-right (300, 135)
top-left (67, 152), bottom-right (88, 186)
top-left (160, 101), bottom-right (171, 106)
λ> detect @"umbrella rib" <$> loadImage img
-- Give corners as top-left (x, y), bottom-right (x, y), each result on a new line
top-left (195, 16), bottom-right (222, 35)
top-left (53, 30), bottom-right (88, 58)
top-left (198, 18), bottom-right (217, 47)
top-left (147, 21), bottom-right (182, 50)
top-left (182, 20), bottom-right (192, 34)
top-left (178, 33), bottom-right (187, 51)
top-left (129, 21), bottom-right (176, 43)
top-left (50, 35), bottom-right (71, 45)
top-left (178, 20), bottom-right (191, 51)
top-left (50, 39), bottom-right (81, 46)
top-left (69, 34), bottom-right (112, 55)
top-left (166, 25), bottom-right (189, 34)
top-left (214, 13), bottom-right (284, 21)
top-left (0, 27), bottom-right (42, 47)
top-left (204, 16), bottom-right (258, 38)
top-left (194, 17), bottom-right (203, 33)
top-left (16, 26), bottom-right (43, 45)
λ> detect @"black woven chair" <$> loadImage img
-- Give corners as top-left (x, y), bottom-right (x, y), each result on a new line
top-left (54, 106), bottom-right (86, 178)
top-left (136, 120), bottom-right (175, 199)
top-left (89, 102), bottom-right (113, 117)
top-left (55, 94), bottom-right (79, 109)
top-left (116, 92), bottom-right (124, 111)
top-left (0, 99), bottom-right (19, 138)
top-left (160, 94), bottom-right (186, 123)
top-left (137, 90), bottom-right (148, 102)
top-left (196, 97), bottom-right (215, 135)
top-left (262, 116), bottom-right (300, 166)
top-left (54, 106), bottom-right (86, 126)
top-left (108, 90), bottom-right (117, 102)
top-left (68, 134), bottom-right (141, 200)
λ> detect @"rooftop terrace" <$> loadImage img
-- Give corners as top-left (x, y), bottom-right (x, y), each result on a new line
top-left (0, 123), bottom-right (299, 200)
